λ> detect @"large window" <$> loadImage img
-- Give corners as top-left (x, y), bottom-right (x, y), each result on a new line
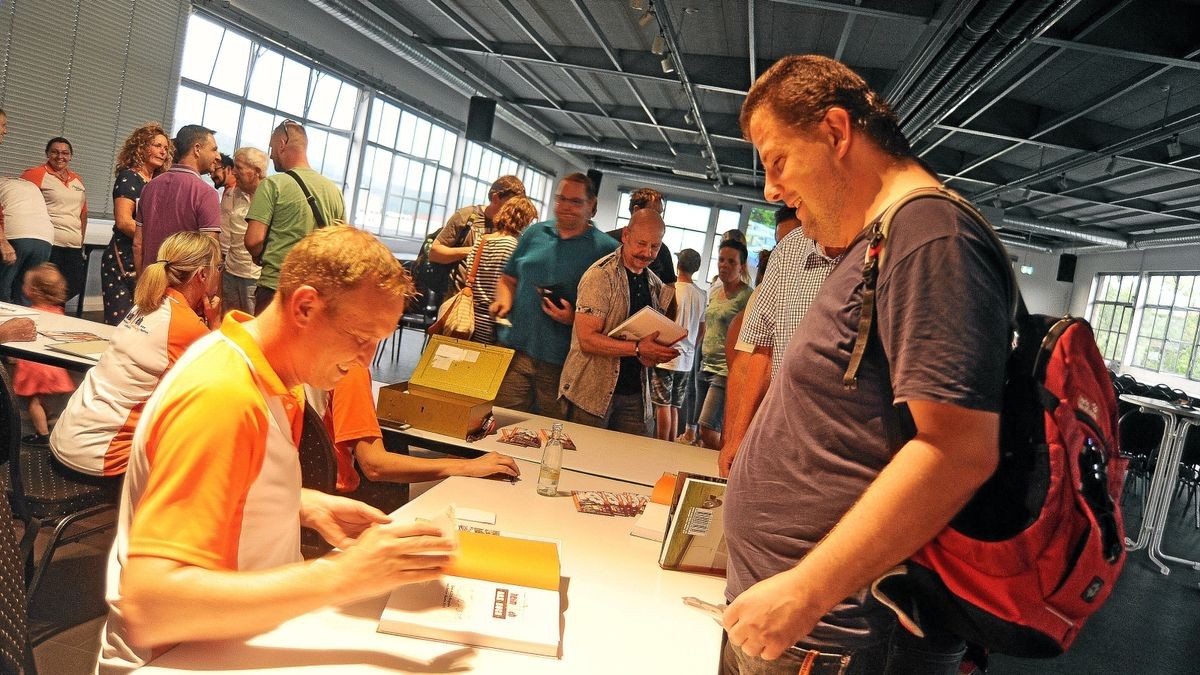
top-left (1088, 274), bottom-right (1140, 362)
top-left (355, 96), bottom-right (456, 239)
top-left (615, 193), bottom-right (737, 284)
top-left (458, 142), bottom-right (520, 209)
top-left (1130, 274), bottom-right (1200, 378)
top-left (176, 13), bottom-right (360, 196)
top-left (521, 166), bottom-right (553, 220)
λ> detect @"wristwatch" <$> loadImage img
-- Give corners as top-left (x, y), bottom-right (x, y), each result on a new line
top-left (634, 341), bottom-right (641, 358)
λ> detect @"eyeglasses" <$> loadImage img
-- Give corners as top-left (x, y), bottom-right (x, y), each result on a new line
top-left (48, 150), bottom-right (72, 157)
top-left (555, 194), bottom-right (588, 208)
top-left (274, 119), bottom-right (302, 144)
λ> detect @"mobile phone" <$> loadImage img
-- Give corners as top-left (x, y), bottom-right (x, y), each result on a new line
top-left (537, 286), bottom-right (567, 309)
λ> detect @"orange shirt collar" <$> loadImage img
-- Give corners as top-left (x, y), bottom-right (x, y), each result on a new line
top-left (219, 311), bottom-right (291, 399)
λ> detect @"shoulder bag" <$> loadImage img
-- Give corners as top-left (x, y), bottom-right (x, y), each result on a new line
top-left (427, 234), bottom-right (490, 340)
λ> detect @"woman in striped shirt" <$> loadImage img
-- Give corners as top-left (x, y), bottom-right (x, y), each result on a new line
top-left (466, 196), bottom-right (537, 344)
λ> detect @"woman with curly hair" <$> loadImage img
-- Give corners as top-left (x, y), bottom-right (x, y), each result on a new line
top-left (465, 195), bottom-right (537, 344)
top-left (101, 123), bottom-right (172, 324)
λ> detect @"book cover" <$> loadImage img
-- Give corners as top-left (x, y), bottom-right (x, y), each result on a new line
top-left (606, 306), bottom-right (687, 346)
top-left (378, 530), bottom-right (563, 657)
top-left (658, 473), bottom-right (728, 576)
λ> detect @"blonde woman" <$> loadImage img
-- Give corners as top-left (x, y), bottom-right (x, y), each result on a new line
top-left (52, 232), bottom-right (221, 477)
top-left (467, 196), bottom-right (537, 344)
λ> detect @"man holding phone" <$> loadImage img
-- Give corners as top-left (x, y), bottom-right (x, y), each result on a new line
top-left (558, 208), bottom-right (678, 435)
top-left (489, 173), bottom-right (617, 417)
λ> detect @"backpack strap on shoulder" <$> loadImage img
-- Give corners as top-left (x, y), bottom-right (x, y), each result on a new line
top-left (841, 186), bottom-right (1021, 390)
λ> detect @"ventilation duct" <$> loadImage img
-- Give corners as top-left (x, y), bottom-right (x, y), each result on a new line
top-left (999, 213), bottom-right (1128, 248)
top-left (596, 164), bottom-right (768, 203)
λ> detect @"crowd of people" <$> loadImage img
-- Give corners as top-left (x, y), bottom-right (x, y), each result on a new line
top-left (0, 51), bottom-right (1015, 675)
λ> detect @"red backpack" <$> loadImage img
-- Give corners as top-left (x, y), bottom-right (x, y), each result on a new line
top-left (846, 187), bottom-right (1126, 657)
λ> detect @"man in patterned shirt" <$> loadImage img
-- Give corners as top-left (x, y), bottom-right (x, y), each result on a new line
top-left (717, 204), bottom-right (842, 476)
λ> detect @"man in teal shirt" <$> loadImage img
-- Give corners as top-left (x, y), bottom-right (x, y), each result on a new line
top-left (490, 172), bottom-right (617, 416)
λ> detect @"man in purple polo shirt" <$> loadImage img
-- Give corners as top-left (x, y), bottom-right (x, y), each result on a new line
top-left (134, 124), bottom-right (222, 272)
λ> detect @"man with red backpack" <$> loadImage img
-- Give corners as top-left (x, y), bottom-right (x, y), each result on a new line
top-left (424, 174), bottom-right (525, 299)
top-left (720, 55), bottom-right (1011, 674)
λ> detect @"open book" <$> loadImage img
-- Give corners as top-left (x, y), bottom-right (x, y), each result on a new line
top-left (378, 530), bottom-right (563, 657)
top-left (607, 306), bottom-right (686, 346)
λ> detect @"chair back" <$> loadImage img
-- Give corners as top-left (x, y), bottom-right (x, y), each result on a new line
top-left (1119, 409), bottom-right (1166, 460)
top-left (0, 367), bottom-right (33, 674)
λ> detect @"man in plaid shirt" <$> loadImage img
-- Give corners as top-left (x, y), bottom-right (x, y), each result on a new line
top-left (718, 205), bottom-right (843, 476)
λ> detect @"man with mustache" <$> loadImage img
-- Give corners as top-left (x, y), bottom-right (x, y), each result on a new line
top-left (558, 208), bottom-right (678, 436)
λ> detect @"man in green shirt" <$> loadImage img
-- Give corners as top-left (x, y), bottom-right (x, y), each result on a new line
top-left (245, 120), bottom-right (345, 313)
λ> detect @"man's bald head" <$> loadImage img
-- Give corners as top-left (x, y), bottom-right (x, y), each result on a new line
top-left (621, 209), bottom-right (666, 274)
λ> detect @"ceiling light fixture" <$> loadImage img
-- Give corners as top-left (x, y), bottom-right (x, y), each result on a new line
top-left (685, 111), bottom-right (694, 125)
top-left (638, 11), bottom-right (654, 27)
top-left (630, 0), bottom-right (645, 10)
top-left (1167, 135), bottom-right (1183, 159)
top-left (661, 57), bottom-right (674, 74)
top-left (1105, 155), bottom-right (1117, 175)
top-left (1055, 174), bottom-right (1069, 191)
top-left (651, 34), bottom-right (666, 55)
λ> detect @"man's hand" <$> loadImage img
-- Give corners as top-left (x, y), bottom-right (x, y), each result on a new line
top-left (718, 441), bottom-right (738, 478)
top-left (299, 489), bottom-right (389, 549)
top-left (0, 317), bottom-right (36, 343)
top-left (489, 297), bottom-right (512, 319)
top-left (723, 568), bottom-right (822, 661)
top-left (0, 240), bottom-right (14, 265)
top-left (636, 332), bottom-right (679, 367)
top-left (462, 451), bottom-right (520, 479)
top-left (332, 521), bottom-right (456, 599)
top-left (541, 296), bottom-right (574, 325)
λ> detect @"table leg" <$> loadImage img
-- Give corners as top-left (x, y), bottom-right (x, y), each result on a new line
top-left (1147, 419), bottom-right (1200, 572)
top-left (1126, 409), bottom-right (1177, 557)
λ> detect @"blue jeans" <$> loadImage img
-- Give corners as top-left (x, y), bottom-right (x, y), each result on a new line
top-left (0, 238), bottom-right (51, 303)
top-left (720, 624), bottom-right (965, 675)
top-left (493, 350), bottom-right (564, 418)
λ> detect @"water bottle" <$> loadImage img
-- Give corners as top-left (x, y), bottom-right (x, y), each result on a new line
top-left (537, 423), bottom-right (564, 496)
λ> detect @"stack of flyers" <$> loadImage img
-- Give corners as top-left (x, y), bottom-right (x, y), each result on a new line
top-left (497, 427), bottom-right (541, 448)
top-left (571, 491), bottom-right (648, 517)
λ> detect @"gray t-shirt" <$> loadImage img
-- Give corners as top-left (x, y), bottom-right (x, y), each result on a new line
top-left (724, 198), bottom-right (1011, 649)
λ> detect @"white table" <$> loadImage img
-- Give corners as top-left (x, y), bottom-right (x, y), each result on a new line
top-left (0, 302), bottom-right (113, 370)
top-left (140, 461), bottom-right (726, 674)
top-left (383, 405), bottom-right (719, 487)
top-left (1120, 394), bottom-right (1200, 574)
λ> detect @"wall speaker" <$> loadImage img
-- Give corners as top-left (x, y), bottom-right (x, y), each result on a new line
top-left (585, 168), bottom-right (604, 193)
top-left (465, 96), bottom-right (496, 143)
top-left (1056, 253), bottom-right (1077, 283)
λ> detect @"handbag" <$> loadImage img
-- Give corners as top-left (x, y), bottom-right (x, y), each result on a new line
top-left (427, 235), bottom-right (489, 340)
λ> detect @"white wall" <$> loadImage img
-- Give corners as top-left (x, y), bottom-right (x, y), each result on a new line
top-left (1010, 248), bottom-right (1072, 316)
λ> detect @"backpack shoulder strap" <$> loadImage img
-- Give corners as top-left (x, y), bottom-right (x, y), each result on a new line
top-left (284, 170), bottom-right (328, 229)
top-left (842, 186), bottom-right (1021, 390)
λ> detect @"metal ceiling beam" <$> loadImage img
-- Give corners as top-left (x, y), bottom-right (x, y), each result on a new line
top-left (508, 97), bottom-right (748, 145)
top-left (1034, 37), bottom-right (1200, 71)
top-left (972, 101), bottom-right (1200, 202)
top-left (492, 0), bottom-right (639, 149)
top-left (653, 0), bottom-right (723, 183)
top-left (884, 0), bottom-right (982, 104)
top-left (595, 163), bottom-right (770, 204)
top-left (912, 0), bottom-right (1130, 150)
top-left (767, 0), bottom-right (934, 23)
top-left (414, 0), bottom-right (604, 142)
top-left (430, 40), bottom-right (748, 96)
top-left (304, 0), bottom-right (579, 162)
top-left (748, 0), bottom-right (758, 179)
top-left (832, 1), bottom-right (860, 61)
top-left (566, 0), bottom-right (676, 155)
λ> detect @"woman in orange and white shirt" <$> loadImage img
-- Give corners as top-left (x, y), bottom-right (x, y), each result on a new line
top-left (51, 231), bottom-right (222, 477)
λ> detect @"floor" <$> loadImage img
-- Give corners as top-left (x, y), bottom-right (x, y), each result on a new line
top-left (21, 325), bottom-right (1200, 672)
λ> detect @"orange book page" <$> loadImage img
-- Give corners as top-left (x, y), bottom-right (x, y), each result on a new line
top-left (445, 531), bottom-right (561, 591)
top-left (650, 472), bottom-right (677, 505)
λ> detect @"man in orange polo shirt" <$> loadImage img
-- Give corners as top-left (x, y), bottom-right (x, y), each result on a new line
top-left (98, 226), bottom-right (455, 673)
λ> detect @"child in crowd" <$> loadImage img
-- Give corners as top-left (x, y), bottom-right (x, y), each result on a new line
top-left (12, 263), bottom-right (75, 445)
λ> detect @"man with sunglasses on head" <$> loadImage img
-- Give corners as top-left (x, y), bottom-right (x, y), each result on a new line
top-left (134, 124), bottom-right (222, 274)
top-left (428, 174), bottom-right (525, 298)
top-left (489, 172), bottom-right (617, 417)
top-left (245, 119), bottom-right (346, 313)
